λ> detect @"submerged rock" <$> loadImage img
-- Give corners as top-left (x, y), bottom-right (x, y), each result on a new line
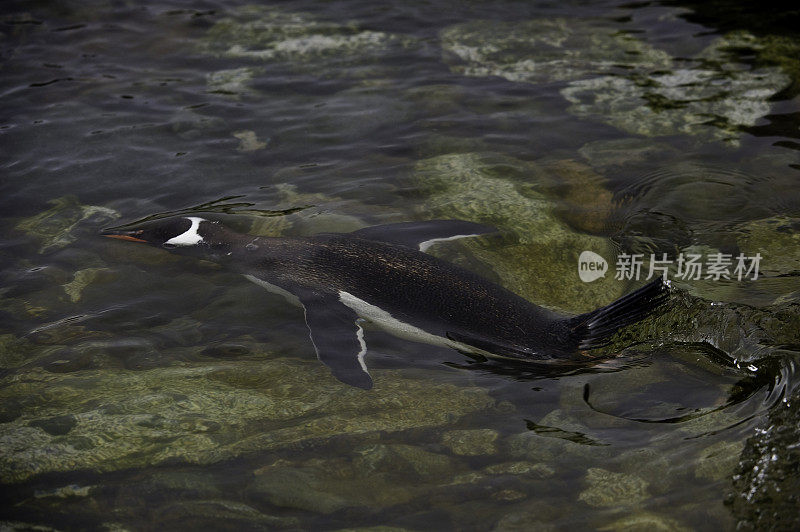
top-left (695, 440), bottom-right (744, 481)
top-left (578, 467), bottom-right (649, 508)
top-left (613, 288), bottom-right (800, 368)
top-left (730, 385), bottom-right (800, 531)
top-left (441, 18), bottom-right (671, 84)
top-left (414, 152), bottom-right (623, 312)
top-left (353, 443), bottom-right (455, 479)
top-left (562, 32), bottom-right (791, 144)
top-left (0, 334), bottom-right (36, 369)
top-left (61, 267), bottom-right (113, 303)
top-left (562, 65), bottom-right (788, 143)
top-left (206, 67), bottom-right (263, 98)
top-left (245, 182), bottom-right (372, 237)
top-left (482, 461), bottom-right (554, 479)
top-left (232, 130), bottom-right (269, 152)
top-left (247, 443), bottom-right (466, 514)
top-left (202, 5), bottom-right (411, 77)
top-left (441, 17), bottom-right (791, 143)
top-left (577, 138), bottom-right (679, 172)
top-left (597, 512), bottom-right (691, 532)
top-left (441, 429), bottom-right (499, 456)
top-left (0, 358), bottom-right (495, 484)
top-left (737, 216), bottom-right (800, 277)
top-left (15, 196), bottom-right (118, 253)
top-left (153, 499), bottom-right (297, 529)
top-left (250, 457), bottom-right (418, 513)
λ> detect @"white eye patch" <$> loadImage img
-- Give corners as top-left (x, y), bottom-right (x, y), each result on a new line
top-left (165, 216), bottom-right (206, 246)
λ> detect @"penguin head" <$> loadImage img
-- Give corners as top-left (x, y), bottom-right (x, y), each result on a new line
top-left (102, 216), bottom-right (223, 252)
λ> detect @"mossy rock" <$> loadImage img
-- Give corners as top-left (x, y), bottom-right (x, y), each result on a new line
top-left (414, 152), bottom-right (623, 313)
top-left (695, 440), bottom-right (744, 481)
top-left (737, 216), bottom-right (800, 276)
top-left (201, 5), bottom-right (413, 76)
top-left (441, 429), bottom-right (499, 456)
top-left (441, 18), bottom-right (671, 84)
top-left (0, 358), bottom-right (495, 483)
top-left (15, 196), bottom-right (118, 253)
top-left (578, 468), bottom-right (649, 508)
top-left (562, 31), bottom-right (791, 144)
top-left (597, 512), bottom-right (691, 532)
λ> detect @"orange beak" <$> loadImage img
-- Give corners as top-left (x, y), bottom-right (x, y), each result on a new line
top-left (103, 234), bottom-right (147, 243)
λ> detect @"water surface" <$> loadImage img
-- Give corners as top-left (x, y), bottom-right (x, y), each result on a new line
top-left (1, 1), bottom-right (799, 530)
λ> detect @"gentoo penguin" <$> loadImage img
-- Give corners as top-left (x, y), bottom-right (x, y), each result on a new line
top-left (102, 216), bottom-right (668, 389)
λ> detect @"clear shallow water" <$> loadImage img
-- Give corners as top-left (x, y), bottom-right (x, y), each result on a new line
top-left (1, 0), bottom-right (799, 530)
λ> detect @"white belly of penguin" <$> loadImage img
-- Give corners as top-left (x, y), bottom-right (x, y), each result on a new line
top-left (243, 275), bottom-right (302, 307)
top-left (244, 275), bottom-right (475, 353)
top-left (338, 290), bottom-right (472, 352)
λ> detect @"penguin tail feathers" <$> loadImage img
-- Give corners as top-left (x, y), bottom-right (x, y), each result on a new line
top-left (568, 278), bottom-right (670, 351)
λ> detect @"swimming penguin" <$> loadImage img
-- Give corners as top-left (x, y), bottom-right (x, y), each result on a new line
top-left (102, 216), bottom-right (668, 389)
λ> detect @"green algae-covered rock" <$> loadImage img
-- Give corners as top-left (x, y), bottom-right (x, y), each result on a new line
top-left (597, 512), bottom-right (691, 532)
top-left (578, 138), bottom-right (679, 172)
top-left (616, 287), bottom-right (800, 369)
top-left (0, 359), bottom-right (496, 484)
top-left (414, 152), bottom-right (623, 312)
top-left (353, 443), bottom-right (455, 478)
top-left (506, 427), bottom-right (615, 468)
top-left (15, 196), bottom-right (118, 253)
top-left (562, 66), bottom-right (788, 143)
top-left (0, 334), bottom-right (37, 369)
top-left (206, 67), bottom-right (264, 99)
top-left (578, 467), bottom-right (649, 508)
top-left (62, 267), bottom-right (114, 303)
top-left (249, 457), bottom-right (418, 513)
top-left (440, 18), bottom-right (671, 84)
top-left (737, 216), bottom-right (800, 277)
top-left (243, 183), bottom-right (387, 238)
top-left (153, 499), bottom-right (298, 529)
top-left (695, 440), bottom-right (744, 481)
top-left (441, 429), bottom-right (499, 456)
top-left (562, 32), bottom-right (791, 144)
top-left (483, 461), bottom-right (555, 479)
top-left (441, 17), bottom-right (791, 144)
top-left (492, 506), bottom-right (560, 532)
top-left (248, 443), bottom-right (461, 514)
top-left (703, 30), bottom-right (800, 94)
top-left (202, 5), bottom-right (411, 76)
top-left (731, 385), bottom-right (800, 531)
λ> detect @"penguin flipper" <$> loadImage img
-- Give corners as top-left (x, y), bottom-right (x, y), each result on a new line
top-left (348, 220), bottom-right (497, 251)
top-left (300, 292), bottom-right (373, 390)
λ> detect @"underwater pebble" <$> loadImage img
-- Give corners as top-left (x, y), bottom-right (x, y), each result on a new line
top-left (353, 443), bottom-right (455, 478)
top-left (695, 440), bottom-right (745, 481)
top-left (483, 461), bottom-right (555, 479)
top-left (578, 468), bottom-right (649, 508)
top-left (33, 483), bottom-right (93, 499)
top-left (233, 130), bottom-right (269, 152)
top-left (206, 67), bottom-right (263, 98)
top-left (62, 268), bottom-right (113, 303)
top-left (441, 429), bottom-right (499, 456)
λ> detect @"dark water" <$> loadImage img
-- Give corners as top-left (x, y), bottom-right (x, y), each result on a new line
top-left (1, 0), bottom-right (799, 530)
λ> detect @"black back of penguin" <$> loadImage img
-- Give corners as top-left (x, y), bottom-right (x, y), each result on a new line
top-left (235, 232), bottom-right (568, 359)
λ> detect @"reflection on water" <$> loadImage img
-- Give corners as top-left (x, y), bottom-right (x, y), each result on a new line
top-left (1, 0), bottom-right (799, 530)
